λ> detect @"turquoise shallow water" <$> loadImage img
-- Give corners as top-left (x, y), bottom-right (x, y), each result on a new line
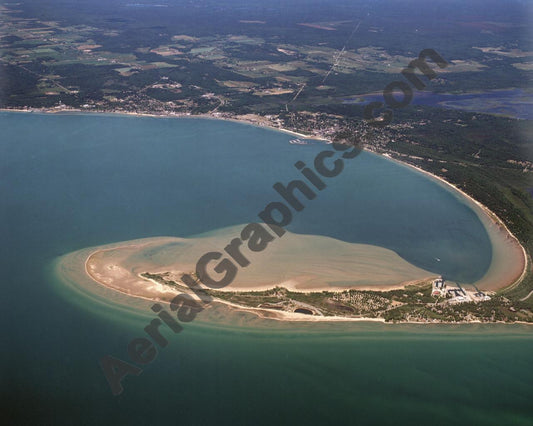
top-left (1, 111), bottom-right (492, 281)
top-left (1, 111), bottom-right (532, 425)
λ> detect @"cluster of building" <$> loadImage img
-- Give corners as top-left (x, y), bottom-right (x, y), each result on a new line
top-left (431, 277), bottom-right (491, 304)
top-left (431, 277), bottom-right (447, 297)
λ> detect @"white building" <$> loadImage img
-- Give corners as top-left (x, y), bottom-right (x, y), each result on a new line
top-left (432, 277), bottom-right (447, 297)
top-left (472, 291), bottom-right (491, 302)
top-left (447, 286), bottom-right (472, 304)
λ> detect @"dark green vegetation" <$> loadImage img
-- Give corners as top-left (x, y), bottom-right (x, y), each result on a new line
top-left (1, 0), bottom-right (531, 113)
top-left (383, 293), bottom-right (533, 323)
top-left (380, 108), bottom-right (533, 304)
top-left (2, 3), bottom-right (533, 425)
top-left (3, 0), bottom-right (532, 309)
top-left (141, 272), bottom-right (533, 323)
top-left (276, 108), bottom-right (533, 309)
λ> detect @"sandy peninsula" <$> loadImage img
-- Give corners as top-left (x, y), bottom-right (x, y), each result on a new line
top-left (83, 228), bottom-right (437, 297)
top-left (8, 108), bottom-right (526, 320)
top-left (51, 204), bottom-right (528, 323)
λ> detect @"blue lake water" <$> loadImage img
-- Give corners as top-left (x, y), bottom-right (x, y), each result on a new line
top-left (345, 89), bottom-right (533, 119)
top-left (1, 111), bottom-right (532, 425)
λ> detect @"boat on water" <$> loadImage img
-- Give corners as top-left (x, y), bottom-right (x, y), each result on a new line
top-left (289, 138), bottom-right (308, 145)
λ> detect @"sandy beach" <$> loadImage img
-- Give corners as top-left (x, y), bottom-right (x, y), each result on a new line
top-left (5, 107), bottom-right (528, 317)
top-left (378, 152), bottom-right (528, 291)
top-left (58, 205), bottom-right (527, 322)
top-left (0, 107), bottom-right (328, 142)
top-left (82, 228), bottom-right (438, 294)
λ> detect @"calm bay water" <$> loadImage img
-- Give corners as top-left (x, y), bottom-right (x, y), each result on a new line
top-left (1, 111), bottom-right (532, 425)
top-left (345, 89), bottom-right (533, 119)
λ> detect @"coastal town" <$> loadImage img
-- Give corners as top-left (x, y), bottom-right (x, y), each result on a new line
top-left (2, 0), bottom-right (532, 324)
top-left (3, 0), bottom-right (533, 423)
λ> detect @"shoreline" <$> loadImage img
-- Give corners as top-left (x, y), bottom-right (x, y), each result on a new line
top-left (75, 224), bottom-right (523, 323)
top-left (377, 151), bottom-right (529, 291)
top-left (68, 240), bottom-right (388, 323)
top-left (0, 107), bottom-right (327, 142)
top-left (53, 243), bottom-right (531, 325)
top-left (3, 107), bottom-right (528, 304)
top-left (83, 230), bottom-right (438, 293)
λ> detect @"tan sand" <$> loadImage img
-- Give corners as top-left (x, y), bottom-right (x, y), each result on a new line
top-left (5, 108), bottom-right (523, 300)
top-left (83, 227), bottom-right (437, 299)
top-left (378, 154), bottom-right (528, 291)
top-left (53, 193), bottom-right (528, 323)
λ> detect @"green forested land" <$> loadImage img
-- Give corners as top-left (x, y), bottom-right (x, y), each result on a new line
top-left (388, 107), bottom-right (532, 302)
